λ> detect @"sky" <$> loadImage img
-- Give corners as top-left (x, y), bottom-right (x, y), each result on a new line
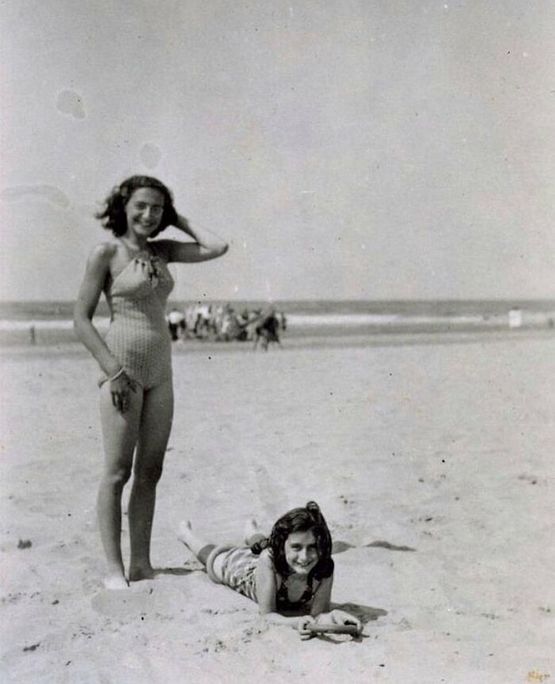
top-left (1, 0), bottom-right (554, 301)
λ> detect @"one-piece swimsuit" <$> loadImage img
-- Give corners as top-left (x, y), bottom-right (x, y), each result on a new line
top-left (100, 243), bottom-right (174, 390)
top-left (205, 545), bottom-right (317, 611)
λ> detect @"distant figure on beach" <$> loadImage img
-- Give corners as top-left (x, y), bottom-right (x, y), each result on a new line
top-left (73, 175), bottom-right (228, 589)
top-left (253, 308), bottom-right (282, 351)
top-left (178, 501), bottom-right (362, 638)
top-left (167, 308), bottom-right (186, 341)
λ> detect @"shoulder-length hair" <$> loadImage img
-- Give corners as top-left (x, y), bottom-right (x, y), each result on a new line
top-left (96, 175), bottom-right (178, 237)
top-left (252, 501), bottom-right (334, 580)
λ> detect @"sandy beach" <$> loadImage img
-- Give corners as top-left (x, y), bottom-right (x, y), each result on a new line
top-left (1, 331), bottom-right (553, 683)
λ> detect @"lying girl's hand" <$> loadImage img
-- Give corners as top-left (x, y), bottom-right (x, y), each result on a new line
top-left (110, 372), bottom-right (137, 413)
top-left (329, 609), bottom-right (362, 635)
top-left (297, 615), bottom-right (316, 640)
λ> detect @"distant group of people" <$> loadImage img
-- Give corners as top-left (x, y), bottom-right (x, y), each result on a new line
top-left (166, 303), bottom-right (287, 349)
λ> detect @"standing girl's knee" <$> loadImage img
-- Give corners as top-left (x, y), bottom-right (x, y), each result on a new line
top-left (103, 464), bottom-right (132, 489)
top-left (133, 462), bottom-right (163, 486)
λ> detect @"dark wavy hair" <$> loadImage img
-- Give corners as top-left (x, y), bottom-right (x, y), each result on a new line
top-left (96, 175), bottom-right (178, 237)
top-left (251, 501), bottom-right (334, 580)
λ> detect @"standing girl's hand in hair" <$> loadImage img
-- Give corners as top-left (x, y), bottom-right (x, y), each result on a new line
top-left (155, 213), bottom-right (228, 263)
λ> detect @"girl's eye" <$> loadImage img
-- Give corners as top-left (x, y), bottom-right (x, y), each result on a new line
top-left (135, 203), bottom-right (163, 215)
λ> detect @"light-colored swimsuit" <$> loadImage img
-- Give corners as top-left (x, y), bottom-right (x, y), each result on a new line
top-left (100, 245), bottom-right (174, 390)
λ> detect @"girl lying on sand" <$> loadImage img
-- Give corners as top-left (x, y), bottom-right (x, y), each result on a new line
top-left (178, 501), bottom-right (362, 639)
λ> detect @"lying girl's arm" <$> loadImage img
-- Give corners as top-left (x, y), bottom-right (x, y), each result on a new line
top-left (155, 214), bottom-right (228, 263)
top-left (73, 244), bottom-right (122, 377)
top-left (309, 575), bottom-right (332, 616)
top-left (311, 573), bottom-right (362, 633)
top-left (315, 608), bottom-right (362, 634)
top-left (255, 551), bottom-right (314, 637)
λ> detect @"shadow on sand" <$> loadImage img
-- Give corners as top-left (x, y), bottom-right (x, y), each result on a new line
top-left (333, 539), bottom-right (416, 554)
top-left (332, 601), bottom-right (388, 624)
top-left (154, 566), bottom-right (196, 576)
top-left (331, 540), bottom-right (355, 554)
top-left (365, 540), bottom-right (416, 552)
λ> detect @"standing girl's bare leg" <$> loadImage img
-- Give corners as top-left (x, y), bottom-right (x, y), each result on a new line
top-left (98, 383), bottom-right (144, 589)
top-left (128, 379), bottom-right (174, 581)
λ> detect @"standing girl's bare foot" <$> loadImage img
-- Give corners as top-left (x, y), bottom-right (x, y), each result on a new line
top-left (103, 572), bottom-right (129, 590)
top-left (128, 564), bottom-right (156, 582)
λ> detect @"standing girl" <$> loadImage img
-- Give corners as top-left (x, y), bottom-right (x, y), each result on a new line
top-left (74, 175), bottom-right (228, 589)
top-left (178, 501), bottom-right (362, 638)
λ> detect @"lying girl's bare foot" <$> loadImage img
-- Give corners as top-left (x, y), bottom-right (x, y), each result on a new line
top-left (178, 520), bottom-right (194, 546)
top-left (103, 573), bottom-right (129, 590)
top-left (177, 520), bottom-right (207, 556)
top-left (128, 563), bottom-right (156, 582)
top-left (244, 518), bottom-right (264, 546)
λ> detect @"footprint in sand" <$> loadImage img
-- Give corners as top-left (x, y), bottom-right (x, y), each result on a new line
top-left (91, 585), bottom-right (185, 619)
top-left (518, 473), bottom-right (542, 486)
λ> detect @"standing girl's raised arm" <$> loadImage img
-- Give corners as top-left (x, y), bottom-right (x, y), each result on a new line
top-left (156, 214), bottom-right (228, 263)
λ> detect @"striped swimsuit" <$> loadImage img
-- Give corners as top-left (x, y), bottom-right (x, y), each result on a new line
top-left (100, 245), bottom-right (174, 390)
top-left (205, 546), bottom-right (317, 611)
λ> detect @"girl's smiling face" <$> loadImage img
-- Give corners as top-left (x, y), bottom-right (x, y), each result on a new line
top-left (284, 529), bottom-right (319, 575)
top-left (124, 187), bottom-right (165, 238)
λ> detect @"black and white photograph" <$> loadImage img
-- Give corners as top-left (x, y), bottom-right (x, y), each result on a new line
top-left (1, 2), bottom-right (553, 682)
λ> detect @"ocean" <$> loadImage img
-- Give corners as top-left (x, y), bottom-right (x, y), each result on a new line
top-left (3, 298), bottom-right (555, 321)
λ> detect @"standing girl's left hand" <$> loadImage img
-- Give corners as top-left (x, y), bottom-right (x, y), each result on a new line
top-left (109, 370), bottom-right (138, 413)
